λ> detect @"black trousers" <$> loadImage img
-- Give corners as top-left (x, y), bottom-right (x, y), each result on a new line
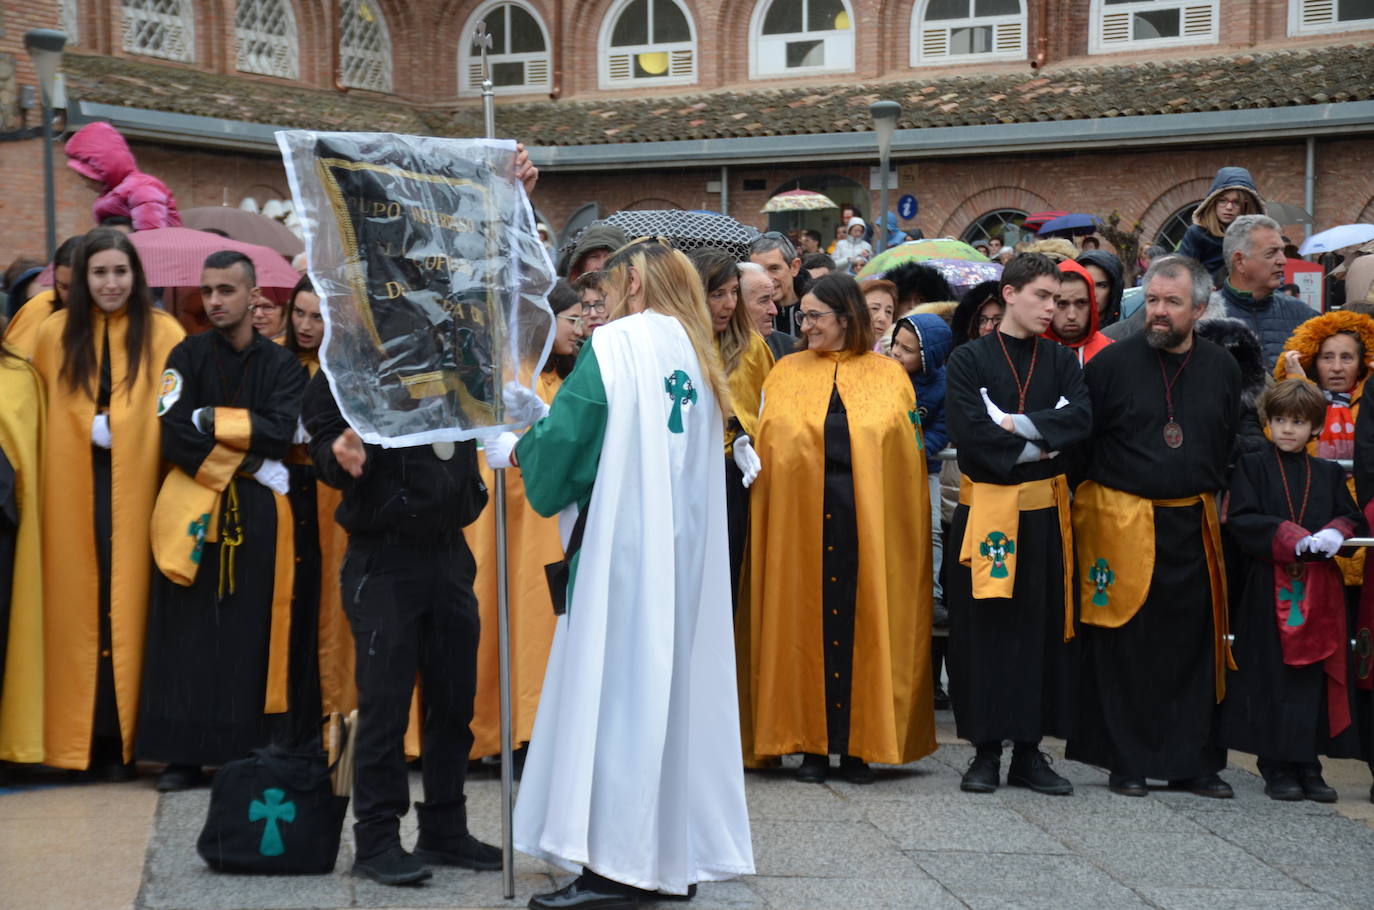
top-left (342, 534), bottom-right (480, 859)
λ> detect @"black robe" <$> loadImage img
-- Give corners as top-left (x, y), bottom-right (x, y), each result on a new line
top-left (1067, 331), bottom-right (1241, 780)
top-left (1219, 447), bottom-right (1364, 762)
top-left (136, 330), bottom-right (308, 766)
top-left (944, 331), bottom-right (1092, 744)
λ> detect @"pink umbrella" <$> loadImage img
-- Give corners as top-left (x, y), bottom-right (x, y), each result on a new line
top-left (128, 227), bottom-right (300, 289)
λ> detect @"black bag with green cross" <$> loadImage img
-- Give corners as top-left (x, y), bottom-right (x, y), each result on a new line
top-left (197, 744), bottom-right (349, 874)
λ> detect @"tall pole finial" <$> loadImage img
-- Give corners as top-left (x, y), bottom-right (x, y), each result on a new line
top-left (472, 22), bottom-right (496, 138)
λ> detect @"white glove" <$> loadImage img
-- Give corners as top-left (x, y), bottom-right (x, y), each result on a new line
top-left (291, 419), bottom-right (310, 445)
top-left (91, 413), bottom-right (112, 449)
top-left (1310, 527), bottom-right (1345, 558)
top-left (980, 387), bottom-right (1008, 427)
top-left (1295, 536), bottom-right (1312, 556)
top-left (502, 381), bottom-right (549, 427)
top-left (252, 458), bottom-right (290, 495)
top-left (192, 406), bottom-right (214, 434)
top-left (733, 435), bottom-right (762, 488)
top-left (483, 431), bottom-right (519, 470)
top-left (1055, 396), bottom-right (1070, 409)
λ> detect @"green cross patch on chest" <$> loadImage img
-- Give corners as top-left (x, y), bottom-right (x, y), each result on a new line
top-left (978, 531), bottom-right (1015, 578)
top-left (1088, 557), bottom-right (1114, 607)
top-left (248, 788), bottom-right (296, 857)
top-left (664, 370), bottom-right (698, 434)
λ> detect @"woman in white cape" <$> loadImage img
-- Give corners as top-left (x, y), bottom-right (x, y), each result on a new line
top-left (488, 239), bottom-right (755, 909)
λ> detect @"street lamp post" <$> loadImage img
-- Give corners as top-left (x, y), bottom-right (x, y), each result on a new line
top-left (869, 100), bottom-right (901, 256)
top-left (24, 29), bottom-right (67, 262)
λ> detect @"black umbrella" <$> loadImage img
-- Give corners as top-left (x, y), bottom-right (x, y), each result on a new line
top-left (560, 209), bottom-right (762, 263)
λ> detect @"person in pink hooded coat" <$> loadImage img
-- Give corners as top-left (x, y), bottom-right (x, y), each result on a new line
top-left (65, 122), bottom-right (182, 231)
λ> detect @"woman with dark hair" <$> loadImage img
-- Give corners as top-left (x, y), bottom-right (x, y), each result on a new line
top-left (952, 280), bottom-right (1004, 345)
top-left (5, 234), bottom-right (83, 357)
top-left (741, 272), bottom-right (935, 784)
top-left (29, 228), bottom-right (184, 778)
top-left (690, 247), bottom-right (774, 608)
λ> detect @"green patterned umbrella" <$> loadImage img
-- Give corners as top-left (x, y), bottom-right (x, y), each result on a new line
top-left (857, 238), bottom-right (990, 277)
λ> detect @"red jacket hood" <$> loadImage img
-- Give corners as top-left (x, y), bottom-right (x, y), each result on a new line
top-left (65, 122), bottom-right (137, 188)
top-left (1043, 259), bottom-right (1100, 350)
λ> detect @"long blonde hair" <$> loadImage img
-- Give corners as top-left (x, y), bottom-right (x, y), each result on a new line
top-left (603, 240), bottom-right (732, 420)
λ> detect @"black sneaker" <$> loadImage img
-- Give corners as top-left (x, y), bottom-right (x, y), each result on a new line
top-left (960, 753), bottom-right (1000, 793)
top-left (1007, 750), bottom-right (1073, 796)
top-left (155, 764), bottom-right (204, 792)
top-left (413, 833), bottom-right (502, 871)
top-left (352, 845), bottom-right (432, 886)
top-left (1297, 765), bottom-right (1338, 803)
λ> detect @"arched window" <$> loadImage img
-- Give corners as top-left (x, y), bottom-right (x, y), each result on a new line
top-left (460, 1), bottom-right (552, 96)
top-left (122, 0), bottom-right (195, 62)
top-left (1290, 0), bottom-right (1374, 35)
top-left (62, 0), bottom-right (80, 45)
top-left (911, 0), bottom-right (1024, 65)
top-left (750, 0), bottom-right (854, 78)
top-left (961, 208), bottom-right (1028, 248)
top-left (1089, 0), bottom-right (1218, 54)
top-left (600, 0), bottom-right (696, 89)
top-left (1156, 202), bottom-right (1198, 252)
top-left (236, 0), bottom-right (299, 79)
top-left (340, 0), bottom-right (393, 93)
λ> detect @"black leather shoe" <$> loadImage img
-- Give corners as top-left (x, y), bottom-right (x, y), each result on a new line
top-left (795, 753), bottom-right (828, 784)
top-left (645, 884), bottom-right (696, 902)
top-left (97, 758), bottom-right (138, 783)
top-left (1108, 774), bottom-right (1148, 797)
top-left (839, 755), bottom-right (875, 784)
top-left (1185, 774), bottom-right (1234, 799)
top-left (960, 753), bottom-right (1000, 793)
top-left (155, 764), bottom-right (204, 792)
top-left (1007, 750), bottom-right (1073, 796)
top-left (1297, 765), bottom-right (1338, 803)
top-left (352, 845), bottom-right (432, 886)
top-left (414, 833), bottom-right (502, 870)
top-left (529, 874), bottom-right (639, 910)
top-left (933, 685), bottom-right (951, 711)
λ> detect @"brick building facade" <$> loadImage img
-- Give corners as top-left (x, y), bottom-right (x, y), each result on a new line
top-left (0, 0), bottom-right (1371, 266)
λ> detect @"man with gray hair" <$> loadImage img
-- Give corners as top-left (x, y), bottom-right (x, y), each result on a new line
top-left (739, 260), bottom-right (797, 360)
top-left (1213, 214), bottom-right (1312, 370)
top-left (749, 232), bottom-right (809, 333)
top-left (1068, 254), bottom-right (1243, 800)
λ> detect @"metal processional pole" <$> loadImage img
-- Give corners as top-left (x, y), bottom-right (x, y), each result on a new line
top-left (473, 21), bottom-right (517, 901)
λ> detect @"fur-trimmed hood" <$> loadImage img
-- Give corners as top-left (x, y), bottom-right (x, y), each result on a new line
top-left (1271, 309), bottom-right (1374, 385)
top-left (1195, 317), bottom-right (1268, 409)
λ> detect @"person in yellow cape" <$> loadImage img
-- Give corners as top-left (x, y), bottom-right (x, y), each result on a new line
top-left (1067, 255), bottom-right (1243, 799)
top-left (4, 234), bottom-right (80, 358)
top-left (690, 247), bottom-right (773, 609)
top-left (0, 344), bottom-right (45, 766)
top-left (29, 228), bottom-right (185, 777)
top-left (943, 253), bottom-right (1092, 797)
top-left (742, 272), bottom-right (935, 785)
top-left (468, 280), bottom-right (583, 760)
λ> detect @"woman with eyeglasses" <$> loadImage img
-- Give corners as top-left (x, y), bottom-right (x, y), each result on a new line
top-left (741, 272), bottom-right (935, 785)
top-left (29, 228), bottom-right (185, 779)
top-left (488, 240), bottom-right (754, 909)
top-left (250, 291), bottom-right (289, 340)
top-left (467, 281), bottom-right (583, 765)
top-left (1177, 166), bottom-right (1266, 278)
top-left (690, 247), bottom-right (774, 610)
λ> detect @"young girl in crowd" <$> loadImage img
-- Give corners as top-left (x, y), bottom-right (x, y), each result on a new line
top-left (1178, 166), bottom-right (1265, 276)
top-left (832, 219), bottom-right (873, 274)
top-left (1221, 379), bottom-right (1363, 801)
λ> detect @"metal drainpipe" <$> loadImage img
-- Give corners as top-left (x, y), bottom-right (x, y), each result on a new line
top-left (720, 164), bottom-right (729, 217)
top-left (1304, 136), bottom-right (1316, 241)
top-left (550, 0), bottom-right (563, 98)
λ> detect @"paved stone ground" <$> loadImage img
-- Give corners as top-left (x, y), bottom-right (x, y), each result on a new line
top-left (135, 738), bottom-right (1374, 910)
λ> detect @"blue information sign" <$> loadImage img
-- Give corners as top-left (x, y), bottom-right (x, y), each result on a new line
top-left (897, 194), bottom-right (918, 219)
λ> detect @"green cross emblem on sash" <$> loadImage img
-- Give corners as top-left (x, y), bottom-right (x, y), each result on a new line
top-left (1280, 579), bottom-right (1307, 627)
top-left (979, 531), bottom-right (1015, 578)
top-left (187, 513), bottom-right (210, 565)
top-left (909, 408), bottom-right (924, 451)
top-left (1089, 557), bottom-right (1114, 606)
top-left (664, 370), bottom-right (697, 434)
top-left (248, 788), bottom-right (295, 857)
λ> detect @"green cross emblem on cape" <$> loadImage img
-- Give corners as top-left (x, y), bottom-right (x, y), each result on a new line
top-left (909, 408), bottom-right (924, 451)
top-left (187, 513), bottom-right (210, 565)
top-left (1088, 557), bottom-right (1114, 607)
top-left (664, 370), bottom-right (697, 434)
top-left (979, 531), bottom-right (1015, 578)
top-left (248, 788), bottom-right (296, 857)
top-left (1280, 578), bottom-right (1307, 627)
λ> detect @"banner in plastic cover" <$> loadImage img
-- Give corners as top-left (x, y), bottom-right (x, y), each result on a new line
top-left (277, 131), bottom-right (555, 447)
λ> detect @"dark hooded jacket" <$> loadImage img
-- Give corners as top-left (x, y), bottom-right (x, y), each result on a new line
top-left (895, 313), bottom-right (951, 474)
top-left (64, 122), bottom-right (181, 230)
top-left (1212, 281), bottom-right (1313, 372)
top-left (1194, 316), bottom-right (1268, 465)
top-left (951, 280), bottom-right (1000, 346)
top-left (1177, 166), bottom-right (1265, 277)
top-left (1077, 250), bottom-right (1124, 328)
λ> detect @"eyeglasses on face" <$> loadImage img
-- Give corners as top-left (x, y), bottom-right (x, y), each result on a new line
top-left (557, 313), bottom-right (586, 330)
top-left (977, 314), bottom-right (1002, 327)
top-left (794, 308), bottom-right (835, 328)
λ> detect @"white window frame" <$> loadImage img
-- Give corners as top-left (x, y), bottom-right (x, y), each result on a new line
top-left (122, 0), bottom-right (196, 62)
top-left (598, 0), bottom-right (698, 90)
top-left (749, 0), bottom-right (855, 79)
top-left (909, 0), bottom-right (1026, 66)
top-left (236, 0), bottom-right (300, 79)
top-left (63, 0), bottom-right (80, 45)
top-left (1088, 0), bottom-right (1218, 54)
top-left (1289, 0), bottom-right (1374, 35)
top-left (459, 0), bottom-right (552, 96)
top-left (340, 0), bottom-right (394, 93)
